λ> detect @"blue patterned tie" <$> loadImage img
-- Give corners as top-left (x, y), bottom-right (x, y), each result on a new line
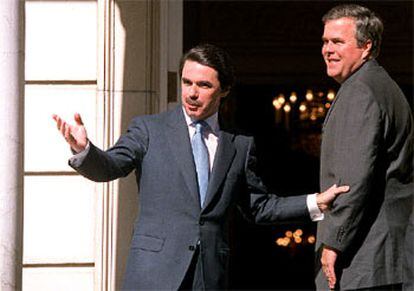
top-left (192, 121), bottom-right (210, 207)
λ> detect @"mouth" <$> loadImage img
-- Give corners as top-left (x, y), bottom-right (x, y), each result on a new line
top-left (185, 98), bottom-right (202, 111)
top-left (187, 105), bottom-right (199, 112)
top-left (326, 58), bottom-right (340, 64)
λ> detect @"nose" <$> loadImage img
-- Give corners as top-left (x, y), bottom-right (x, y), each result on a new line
top-left (188, 85), bottom-right (199, 99)
top-left (323, 41), bottom-right (334, 54)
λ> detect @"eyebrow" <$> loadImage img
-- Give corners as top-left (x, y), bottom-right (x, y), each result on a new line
top-left (197, 80), bottom-right (213, 86)
top-left (182, 77), bottom-right (213, 86)
top-left (322, 37), bottom-right (343, 42)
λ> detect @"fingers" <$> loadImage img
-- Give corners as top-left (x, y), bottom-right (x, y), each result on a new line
top-left (53, 114), bottom-right (87, 152)
top-left (326, 184), bottom-right (349, 195)
top-left (330, 272), bottom-right (336, 289)
top-left (61, 121), bottom-right (70, 141)
top-left (325, 264), bottom-right (336, 289)
top-left (74, 113), bottom-right (84, 126)
top-left (323, 267), bottom-right (336, 289)
top-left (53, 113), bottom-right (84, 132)
top-left (52, 114), bottom-right (72, 143)
top-left (53, 113), bottom-right (84, 128)
top-left (321, 247), bottom-right (338, 289)
top-left (337, 185), bottom-right (350, 192)
top-left (53, 114), bottom-right (69, 135)
top-left (52, 114), bottom-right (62, 130)
top-left (64, 122), bottom-right (72, 141)
top-left (332, 185), bottom-right (350, 196)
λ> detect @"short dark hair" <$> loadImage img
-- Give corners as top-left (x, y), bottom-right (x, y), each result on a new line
top-left (322, 4), bottom-right (383, 59)
top-left (179, 44), bottom-right (235, 91)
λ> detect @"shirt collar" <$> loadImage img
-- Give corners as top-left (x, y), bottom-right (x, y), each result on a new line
top-left (182, 106), bottom-right (219, 134)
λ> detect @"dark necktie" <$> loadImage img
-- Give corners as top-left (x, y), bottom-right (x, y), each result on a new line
top-left (191, 121), bottom-right (210, 207)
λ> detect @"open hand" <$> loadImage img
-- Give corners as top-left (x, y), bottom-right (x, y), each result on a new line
top-left (52, 113), bottom-right (88, 153)
top-left (316, 184), bottom-right (349, 212)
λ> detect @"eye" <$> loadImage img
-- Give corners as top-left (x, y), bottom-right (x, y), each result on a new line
top-left (332, 38), bottom-right (344, 45)
top-left (198, 82), bottom-right (212, 89)
top-left (182, 79), bottom-right (192, 86)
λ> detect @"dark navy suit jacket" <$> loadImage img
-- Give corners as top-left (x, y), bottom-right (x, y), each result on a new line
top-left (70, 105), bottom-right (311, 290)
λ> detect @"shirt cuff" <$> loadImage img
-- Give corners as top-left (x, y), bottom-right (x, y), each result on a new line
top-left (307, 193), bottom-right (324, 221)
top-left (69, 142), bottom-right (90, 167)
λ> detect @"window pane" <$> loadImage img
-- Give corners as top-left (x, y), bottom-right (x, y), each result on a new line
top-left (25, 84), bottom-right (98, 172)
top-left (24, 176), bottom-right (96, 264)
top-left (23, 267), bottom-right (94, 291)
top-left (25, 1), bottom-right (97, 80)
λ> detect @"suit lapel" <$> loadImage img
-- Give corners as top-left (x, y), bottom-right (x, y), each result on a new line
top-left (165, 107), bottom-right (200, 207)
top-left (323, 88), bottom-right (342, 128)
top-left (203, 130), bottom-right (236, 208)
top-left (323, 60), bottom-right (376, 128)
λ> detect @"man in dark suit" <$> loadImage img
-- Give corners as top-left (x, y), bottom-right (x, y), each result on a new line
top-left (53, 44), bottom-right (348, 290)
top-left (316, 4), bottom-right (414, 290)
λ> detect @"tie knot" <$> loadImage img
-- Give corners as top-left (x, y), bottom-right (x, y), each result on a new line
top-left (194, 120), bottom-right (208, 134)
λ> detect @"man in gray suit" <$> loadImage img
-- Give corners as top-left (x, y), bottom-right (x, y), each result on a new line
top-left (404, 211), bottom-right (414, 291)
top-left (316, 4), bottom-right (414, 290)
top-left (54, 44), bottom-right (348, 290)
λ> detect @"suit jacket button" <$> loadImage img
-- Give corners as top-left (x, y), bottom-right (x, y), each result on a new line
top-left (188, 245), bottom-right (196, 251)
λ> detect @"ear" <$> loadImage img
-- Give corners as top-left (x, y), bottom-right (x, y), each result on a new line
top-left (361, 40), bottom-right (373, 60)
top-left (220, 87), bottom-right (230, 99)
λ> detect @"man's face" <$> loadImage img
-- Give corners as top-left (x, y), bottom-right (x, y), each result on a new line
top-left (322, 17), bottom-right (371, 83)
top-left (181, 60), bottom-right (228, 121)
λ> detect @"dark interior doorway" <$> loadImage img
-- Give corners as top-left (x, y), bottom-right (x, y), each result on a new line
top-left (183, 1), bottom-right (413, 289)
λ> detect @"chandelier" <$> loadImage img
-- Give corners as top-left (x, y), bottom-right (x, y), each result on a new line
top-left (272, 88), bottom-right (337, 157)
top-left (272, 89), bottom-right (336, 130)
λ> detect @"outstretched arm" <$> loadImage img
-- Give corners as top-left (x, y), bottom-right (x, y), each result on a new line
top-left (52, 113), bottom-right (88, 153)
top-left (53, 114), bottom-right (148, 182)
top-left (244, 138), bottom-right (349, 224)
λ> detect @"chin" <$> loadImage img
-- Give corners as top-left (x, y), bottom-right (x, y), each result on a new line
top-left (188, 112), bottom-right (202, 120)
top-left (184, 108), bottom-right (197, 117)
top-left (327, 70), bottom-right (339, 79)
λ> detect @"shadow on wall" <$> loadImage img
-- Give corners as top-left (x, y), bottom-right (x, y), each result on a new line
top-left (113, 1), bottom-right (158, 290)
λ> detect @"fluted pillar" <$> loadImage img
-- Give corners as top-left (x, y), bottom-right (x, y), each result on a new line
top-left (0, 0), bottom-right (25, 290)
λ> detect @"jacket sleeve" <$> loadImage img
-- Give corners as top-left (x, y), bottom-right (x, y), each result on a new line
top-left (240, 137), bottom-right (310, 224)
top-left (320, 82), bottom-right (383, 252)
top-left (69, 116), bottom-right (149, 182)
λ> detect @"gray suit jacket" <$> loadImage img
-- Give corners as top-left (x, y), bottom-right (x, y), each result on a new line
top-left (316, 60), bottom-right (414, 290)
top-left (404, 209), bottom-right (414, 290)
top-left (70, 105), bottom-right (311, 290)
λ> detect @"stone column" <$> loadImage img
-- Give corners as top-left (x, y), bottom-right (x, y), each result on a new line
top-left (0, 0), bottom-right (25, 290)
